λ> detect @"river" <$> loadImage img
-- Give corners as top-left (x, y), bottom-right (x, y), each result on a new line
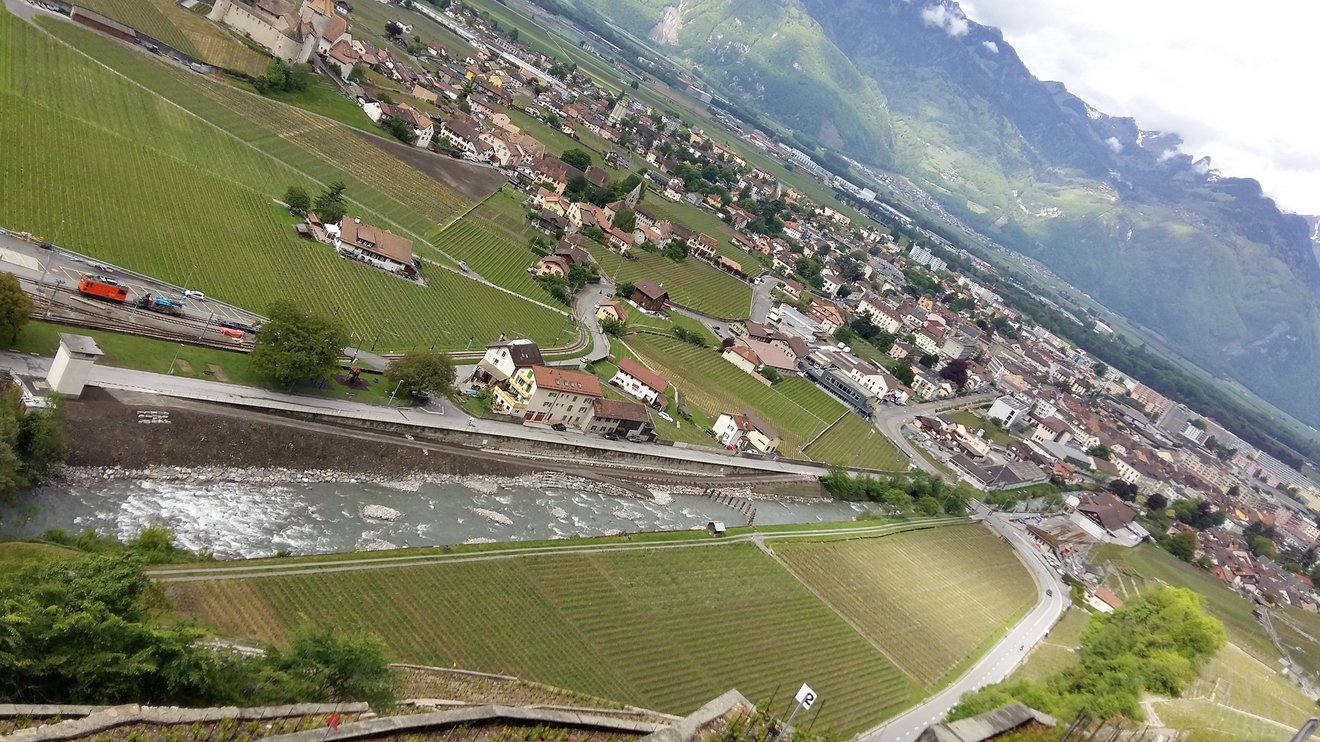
top-left (0, 479), bottom-right (878, 559)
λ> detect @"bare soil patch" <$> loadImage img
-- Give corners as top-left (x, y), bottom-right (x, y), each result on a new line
top-left (351, 129), bottom-right (505, 201)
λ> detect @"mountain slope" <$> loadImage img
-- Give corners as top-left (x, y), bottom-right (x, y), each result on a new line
top-left (558, 0), bottom-right (1320, 427)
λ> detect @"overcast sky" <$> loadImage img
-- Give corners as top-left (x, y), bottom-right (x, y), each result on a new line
top-left (957, 0), bottom-right (1320, 217)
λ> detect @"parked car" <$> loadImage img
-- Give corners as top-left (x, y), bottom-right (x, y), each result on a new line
top-left (183, 290), bottom-right (206, 300)
top-left (551, 422), bottom-right (567, 431)
top-left (656, 410), bottom-right (674, 423)
top-left (601, 432), bottom-right (619, 440)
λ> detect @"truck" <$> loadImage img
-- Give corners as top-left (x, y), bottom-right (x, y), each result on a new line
top-left (77, 276), bottom-right (128, 303)
top-left (137, 293), bottom-right (184, 317)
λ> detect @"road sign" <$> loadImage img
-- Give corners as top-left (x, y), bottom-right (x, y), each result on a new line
top-left (795, 683), bottom-right (818, 710)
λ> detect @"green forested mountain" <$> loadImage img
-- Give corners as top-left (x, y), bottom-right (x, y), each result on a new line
top-left (553, 0), bottom-right (1320, 427)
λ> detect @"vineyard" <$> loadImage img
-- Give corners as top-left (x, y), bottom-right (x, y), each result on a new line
top-left (773, 524), bottom-right (1037, 688)
top-left (623, 334), bottom-right (843, 455)
top-left (585, 243), bottom-right (752, 319)
top-left (804, 413), bottom-right (907, 471)
top-left (0, 11), bottom-right (568, 349)
top-left (168, 543), bottom-right (922, 735)
top-left (70, 0), bottom-right (267, 75)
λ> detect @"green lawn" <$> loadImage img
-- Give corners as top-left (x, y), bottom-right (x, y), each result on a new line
top-left (169, 542), bottom-right (921, 734)
top-left (0, 541), bottom-right (78, 566)
top-left (622, 334), bottom-right (841, 455)
top-left (804, 413), bottom-right (908, 471)
top-left (249, 78), bottom-right (373, 132)
top-left (1091, 544), bottom-right (1280, 665)
top-left (3, 12), bottom-right (570, 351)
top-left (774, 524), bottom-right (1036, 689)
top-left (587, 244), bottom-right (751, 319)
top-left (949, 409), bottom-right (1013, 445)
top-left (6, 320), bottom-right (401, 404)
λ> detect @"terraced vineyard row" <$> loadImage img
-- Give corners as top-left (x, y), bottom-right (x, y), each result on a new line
top-left (584, 243), bottom-right (752, 319)
top-left (438, 220), bottom-right (550, 301)
top-left (805, 413), bottom-right (908, 471)
top-left (774, 525), bottom-right (1037, 688)
top-left (169, 543), bottom-right (920, 735)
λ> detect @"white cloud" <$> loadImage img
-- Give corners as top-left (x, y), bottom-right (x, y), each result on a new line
top-left (963, 0), bottom-right (1320, 215)
top-left (1105, 136), bottom-right (1123, 154)
top-left (981, 40), bottom-right (999, 53)
top-left (921, 4), bottom-right (969, 37)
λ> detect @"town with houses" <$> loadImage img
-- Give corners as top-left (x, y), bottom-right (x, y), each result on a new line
top-left (198, 0), bottom-right (1320, 618)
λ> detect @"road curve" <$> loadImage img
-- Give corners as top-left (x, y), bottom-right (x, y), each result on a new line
top-left (853, 503), bottom-right (1067, 742)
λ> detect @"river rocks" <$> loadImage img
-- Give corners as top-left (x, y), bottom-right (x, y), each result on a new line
top-left (356, 538), bottom-right (398, 551)
top-left (471, 508), bottom-right (514, 526)
top-left (361, 504), bottom-right (403, 522)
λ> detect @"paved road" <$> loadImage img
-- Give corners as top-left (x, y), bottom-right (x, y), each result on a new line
top-left (750, 276), bottom-right (779, 324)
top-left (871, 394), bottom-right (996, 476)
top-left (854, 502), bottom-right (1067, 742)
top-left (0, 352), bottom-right (831, 476)
top-left (572, 279), bottom-right (614, 363)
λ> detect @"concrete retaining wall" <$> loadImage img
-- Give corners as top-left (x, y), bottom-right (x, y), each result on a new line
top-left (1, 704), bottom-right (369, 742)
top-left (262, 705), bottom-right (665, 742)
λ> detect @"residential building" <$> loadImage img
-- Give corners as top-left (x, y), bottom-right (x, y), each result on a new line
top-left (610, 357), bottom-right (669, 407)
top-left (630, 280), bottom-right (669, 312)
top-left (723, 344), bottom-right (761, 376)
top-left (987, 395), bottom-right (1031, 429)
top-left (495, 365), bottom-right (603, 427)
top-left (595, 299), bottom-right (628, 324)
top-left (712, 411), bottom-right (780, 454)
top-left (471, 337), bottom-right (543, 385)
top-left (332, 218), bottom-right (413, 274)
top-left (585, 399), bottom-right (655, 439)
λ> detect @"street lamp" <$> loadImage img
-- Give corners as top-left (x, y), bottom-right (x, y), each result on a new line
top-left (167, 343), bottom-right (185, 375)
top-left (181, 264), bottom-right (197, 296)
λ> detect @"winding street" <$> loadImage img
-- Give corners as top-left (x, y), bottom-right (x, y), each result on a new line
top-left (870, 393), bottom-right (997, 475)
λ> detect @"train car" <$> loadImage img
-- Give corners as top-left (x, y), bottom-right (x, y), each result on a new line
top-left (218, 327), bottom-right (245, 340)
top-left (77, 276), bottom-right (128, 303)
top-left (137, 293), bottom-right (184, 317)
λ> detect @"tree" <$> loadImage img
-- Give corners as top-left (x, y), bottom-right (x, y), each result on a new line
top-left (383, 116), bottom-right (416, 145)
top-left (385, 350), bottom-right (457, 400)
top-left (1145, 492), bottom-right (1169, 511)
top-left (1248, 535), bottom-right (1279, 560)
top-left (1162, 530), bottom-right (1198, 561)
top-left (599, 318), bottom-right (625, 337)
top-left (1087, 444), bottom-right (1112, 460)
top-left (560, 148), bottom-right (592, 171)
top-left (893, 364), bottom-right (915, 387)
top-left (283, 185), bottom-right (311, 214)
top-left (630, 79), bottom-right (639, 90)
top-left (759, 366), bottom-right (781, 384)
top-left (1093, 361), bottom-right (1108, 378)
top-left (251, 301), bottom-right (348, 389)
top-left (613, 209), bottom-right (636, 233)
top-left (507, 27), bottom-right (519, 41)
top-left (938, 358), bottom-right (969, 389)
top-left (261, 627), bottom-right (396, 707)
top-left (915, 496), bottom-right (941, 516)
top-left (313, 181), bottom-right (348, 224)
top-left (15, 406), bottom-right (66, 484)
top-left (0, 272), bottom-right (34, 344)
top-left (615, 281), bottom-right (635, 299)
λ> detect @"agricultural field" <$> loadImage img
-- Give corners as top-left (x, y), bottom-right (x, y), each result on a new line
top-left (1152, 642), bottom-right (1316, 741)
top-left (2, 11), bottom-right (569, 350)
top-left (621, 334), bottom-right (842, 455)
top-left (168, 542), bottom-right (922, 735)
top-left (773, 524), bottom-right (1036, 688)
top-left (639, 197), bottom-right (766, 269)
top-left (586, 244), bottom-right (752, 318)
top-left (429, 190), bottom-right (557, 302)
top-left (803, 413), bottom-right (907, 471)
top-left (1091, 544), bottom-right (1280, 664)
top-left (1274, 608), bottom-right (1320, 680)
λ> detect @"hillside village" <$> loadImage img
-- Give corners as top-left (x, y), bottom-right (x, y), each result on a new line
top-left (202, 0), bottom-right (1320, 610)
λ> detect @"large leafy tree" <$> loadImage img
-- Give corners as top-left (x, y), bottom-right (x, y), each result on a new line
top-left (385, 350), bottom-right (457, 399)
top-left (251, 301), bottom-right (348, 389)
top-left (0, 272), bottom-right (34, 345)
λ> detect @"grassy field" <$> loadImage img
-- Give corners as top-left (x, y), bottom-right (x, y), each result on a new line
top-left (429, 189), bottom-right (555, 303)
top-left (586, 244), bottom-right (752, 319)
top-left (169, 542), bottom-right (922, 734)
top-left (72, 0), bottom-right (268, 75)
top-left (1274, 608), bottom-right (1320, 680)
top-left (2, 12), bottom-right (571, 351)
top-left (5, 320), bottom-right (400, 404)
top-left (1092, 544), bottom-right (1280, 664)
top-left (621, 334), bottom-right (840, 455)
top-left (0, 541), bottom-right (78, 566)
top-left (804, 413), bottom-right (907, 471)
top-left (773, 524), bottom-right (1036, 688)
top-left (949, 409), bottom-right (1012, 445)
top-left (1009, 607), bottom-right (1088, 683)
